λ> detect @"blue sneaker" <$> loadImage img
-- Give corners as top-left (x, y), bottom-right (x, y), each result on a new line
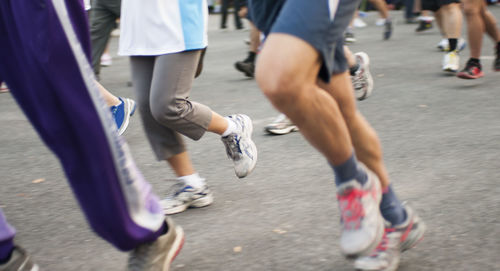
top-left (110, 97), bottom-right (136, 135)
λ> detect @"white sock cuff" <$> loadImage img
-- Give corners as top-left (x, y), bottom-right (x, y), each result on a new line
top-left (177, 173), bottom-right (205, 188)
top-left (221, 117), bottom-right (237, 137)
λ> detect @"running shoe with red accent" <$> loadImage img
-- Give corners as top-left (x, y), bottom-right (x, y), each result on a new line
top-left (354, 204), bottom-right (426, 271)
top-left (457, 59), bottom-right (484, 79)
top-left (337, 164), bottom-right (384, 258)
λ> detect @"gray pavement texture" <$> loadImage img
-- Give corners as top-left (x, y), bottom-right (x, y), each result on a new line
top-left (2, 9), bottom-right (500, 271)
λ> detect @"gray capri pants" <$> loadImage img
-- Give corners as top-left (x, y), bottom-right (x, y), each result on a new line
top-left (130, 50), bottom-right (212, 160)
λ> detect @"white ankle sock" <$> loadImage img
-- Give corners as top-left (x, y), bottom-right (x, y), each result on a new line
top-left (221, 117), bottom-right (237, 137)
top-left (177, 173), bottom-right (205, 189)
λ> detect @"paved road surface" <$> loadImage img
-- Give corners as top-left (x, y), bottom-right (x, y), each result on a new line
top-left (1, 9), bottom-right (500, 271)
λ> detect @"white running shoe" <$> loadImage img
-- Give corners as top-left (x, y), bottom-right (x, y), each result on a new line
top-left (221, 114), bottom-right (257, 178)
top-left (353, 17), bottom-right (367, 28)
top-left (161, 180), bottom-right (214, 215)
top-left (127, 217), bottom-right (184, 271)
top-left (337, 164), bottom-right (384, 258)
top-left (442, 51), bottom-right (460, 73)
top-left (264, 114), bottom-right (299, 135)
top-left (100, 53), bottom-right (112, 67)
top-left (352, 52), bottom-right (374, 101)
top-left (354, 204), bottom-right (426, 271)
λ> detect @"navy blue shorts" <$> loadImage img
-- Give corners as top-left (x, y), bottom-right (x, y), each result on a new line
top-left (249, 0), bottom-right (360, 82)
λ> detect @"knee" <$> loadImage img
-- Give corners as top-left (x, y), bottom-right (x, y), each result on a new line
top-left (463, 2), bottom-right (481, 16)
top-left (255, 63), bottom-right (306, 109)
top-left (150, 99), bottom-right (189, 124)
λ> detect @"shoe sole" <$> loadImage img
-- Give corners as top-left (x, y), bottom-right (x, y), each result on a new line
top-left (354, 52), bottom-right (374, 101)
top-left (457, 72), bottom-right (484, 79)
top-left (163, 194), bottom-right (214, 215)
top-left (265, 126), bottom-right (299, 135)
top-left (164, 226), bottom-right (185, 271)
top-left (401, 220), bottom-right (426, 252)
top-left (236, 114), bottom-right (257, 178)
top-left (343, 167), bottom-right (385, 259)
top-left (443, 67), bottom-right (458, 73)
top-left (118, 99), bottom-right (136, 135)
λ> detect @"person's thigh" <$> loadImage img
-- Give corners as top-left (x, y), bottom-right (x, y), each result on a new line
top-left (268, 0), bottom-right (359, 82)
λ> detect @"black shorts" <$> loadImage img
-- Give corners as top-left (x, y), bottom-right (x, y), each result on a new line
top-left (422, 0), bottom-right (461, 12)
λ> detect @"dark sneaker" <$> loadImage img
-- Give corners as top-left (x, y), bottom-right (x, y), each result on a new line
top-left (383, 20), bottom-right (393, 40)
top-left (235, 61), bottom-right (255, 77)
top-left (128, 217), bottom-right (184, 271)
top-left (0, 246), bottom-right (39, 271)
top-left (351, 52), bottom-right (374, 101)
top-left (354, 204), bottom-right (426, 271)
top-left (415, 20), bottom-right (432, 32)
top-left (221, 114), bottom-right (257, 178)
top-left (345, 31), bottom-right (356, 44)
top-left (264, 114), bottom-right (299, 135)
top-left (494, 45), bottom-right (500, 71)
top-left (337, 164), bottom-right (384, 258)
top-left (110, 97), bottom-right (137, 135)
top-left (457, 59), bottom-right (484, 79)
top-left (161, 180), bottom-right (214, 215)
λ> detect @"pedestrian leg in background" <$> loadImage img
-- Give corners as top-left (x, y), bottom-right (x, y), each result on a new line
top-left (235, 22), bottom-right (260, 77)
top-left (458, 0), bottom-right (500, 79)
top-left (0, 1), bottom-right (183, 270)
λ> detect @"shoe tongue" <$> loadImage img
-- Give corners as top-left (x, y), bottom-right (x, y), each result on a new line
top-left (337, 180), bottom-right (362, 195)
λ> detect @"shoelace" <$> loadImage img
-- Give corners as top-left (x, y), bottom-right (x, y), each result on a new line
top-left (224, 134), bottom-right (242, 159)
top-left (338, 189), bottom-right (366, 230)
top-left (352, 70), bottom-right (365, 92)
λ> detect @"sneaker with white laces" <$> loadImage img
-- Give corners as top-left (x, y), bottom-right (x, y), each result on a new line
top-left (352, 52), bottom-right (374, 101)
top-left (354, 204), bottom-right (426, 271)
top-left (160, 181), bottom-right (214, 215)
top-left (264, 114), bottom-right (299, 135)
top-left (442, 51), bottom-right (460, 73)
top-left (337, 164), bottom-right (384, 258)
top-left (221, 114), bottom-right (257, 178)
top-left (127, 217), bottom-right (184, 271)
top-left (110, 97), bottom-right (137, 136)
top-left (0, 246), bottom-right (39, 271)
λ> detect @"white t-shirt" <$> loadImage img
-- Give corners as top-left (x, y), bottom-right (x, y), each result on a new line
top-left (84, 0), bottom-right (91, 10)
top-left (118, 0), bottom-right (208, 56)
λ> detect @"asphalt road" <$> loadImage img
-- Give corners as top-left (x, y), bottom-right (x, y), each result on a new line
top-left (1, 9), bottom-right (500, 271)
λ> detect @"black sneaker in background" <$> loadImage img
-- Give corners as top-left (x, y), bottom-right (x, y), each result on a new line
top-left (415, 20), bottom-right (432, 32)
top-left (235, 57), bottom-right (255, 77)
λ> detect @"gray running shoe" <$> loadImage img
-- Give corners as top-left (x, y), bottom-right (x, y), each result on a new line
top-left (221, 114), bottom-right (257, 178)
top-left (345, 31), bottom-right (356, 44)
top-left (352, 52), bottom-right (374, 101)
top-left (128, 217), bottom-right (184, 271)
top-left (354, 204), bottom-right (426, 271)
top-left (0, 246), bottom-right (39, 271)
top-left (161, 180), bottom-right (214, 215)
top-left (264, 114), bottom-right (299, 135)
top-left (337, 164), bottom-right (384, 258)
